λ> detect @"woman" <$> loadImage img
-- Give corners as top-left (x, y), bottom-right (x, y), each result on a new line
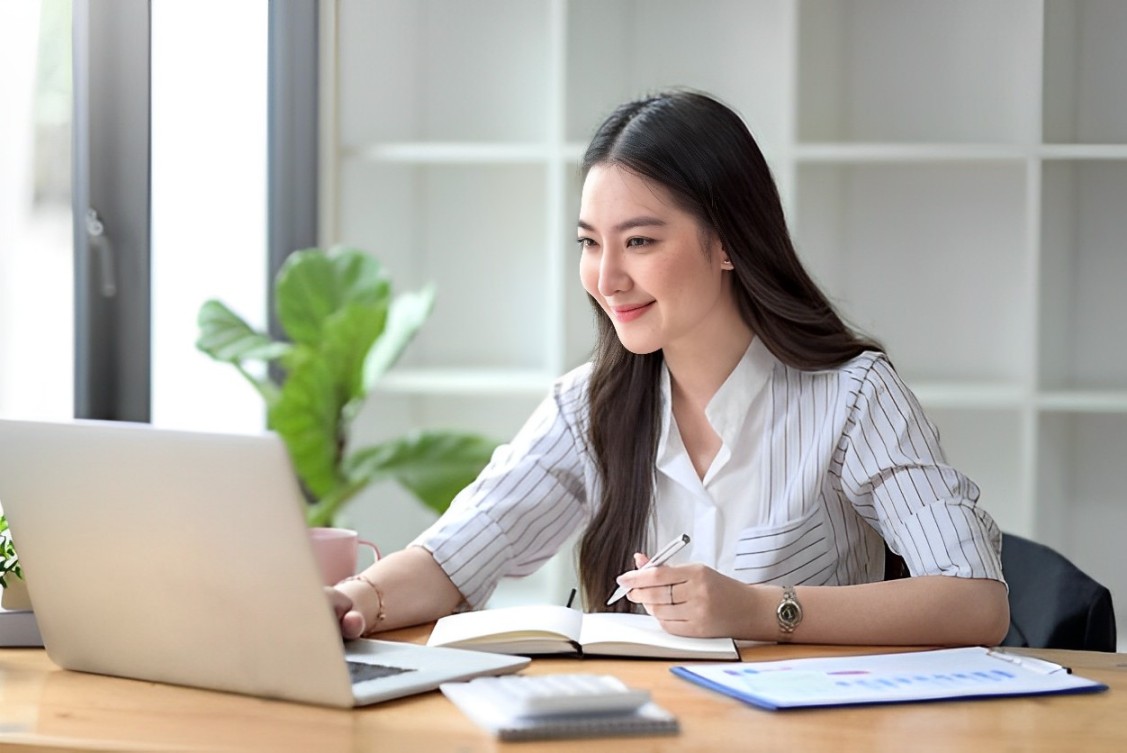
top-left (330, 90), bottom-right (1009, 646)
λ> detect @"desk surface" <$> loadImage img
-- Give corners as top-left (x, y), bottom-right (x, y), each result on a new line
top-left (0, 626), bottom-right (1124, 753)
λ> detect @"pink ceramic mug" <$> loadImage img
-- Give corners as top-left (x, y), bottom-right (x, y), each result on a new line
top-left (309, 527), bottom-right (381, 586)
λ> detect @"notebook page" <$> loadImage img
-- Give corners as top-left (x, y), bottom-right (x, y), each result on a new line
top-left (578, 613), bottom-right (737, 658)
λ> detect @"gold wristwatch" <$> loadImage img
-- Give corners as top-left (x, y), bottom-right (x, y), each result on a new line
top-left (776, 585), bottom-right (802, 641)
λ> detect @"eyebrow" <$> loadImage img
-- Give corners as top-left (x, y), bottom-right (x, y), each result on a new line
top-left (577, 216), bottom-right (667, 234)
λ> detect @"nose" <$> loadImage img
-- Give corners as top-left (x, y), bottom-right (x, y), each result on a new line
top-left (596, 248), bottom-right (630, 298)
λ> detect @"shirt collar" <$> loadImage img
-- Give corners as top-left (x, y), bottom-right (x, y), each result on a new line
top-left (705, 336), bottom-right (776, 445)
top-left (656, 337), bottom-right (776, 463)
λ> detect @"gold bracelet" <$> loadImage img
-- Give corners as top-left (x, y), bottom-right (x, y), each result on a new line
top-left (341, 574), bottom-right (386, 635)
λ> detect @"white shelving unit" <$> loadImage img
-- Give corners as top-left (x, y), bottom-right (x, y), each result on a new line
top-left (319, 0), bottom-right (1127, 631)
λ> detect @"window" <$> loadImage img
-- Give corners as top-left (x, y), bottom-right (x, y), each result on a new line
top-left (0, 0), bottom-right (73, 420)
top-left (150, 0), bottom-right (269, 431)
top-left (0, 0), bottom-right (289, 434)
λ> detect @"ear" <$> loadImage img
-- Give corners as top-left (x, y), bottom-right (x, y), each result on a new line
top-left (713, 236), bottom-right (733, 270)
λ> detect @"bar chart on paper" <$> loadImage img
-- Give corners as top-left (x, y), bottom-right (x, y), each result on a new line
top-left (672, 647), bottom-right (1108, 710)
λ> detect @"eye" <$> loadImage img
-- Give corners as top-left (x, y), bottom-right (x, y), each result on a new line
top-left (576, 237), bottom-right (596, 250)
top-left (626, 237), bottom-right (652, 248)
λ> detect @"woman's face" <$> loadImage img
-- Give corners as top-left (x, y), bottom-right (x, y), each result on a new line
top-left (578, 164), bottom-right (736, 356)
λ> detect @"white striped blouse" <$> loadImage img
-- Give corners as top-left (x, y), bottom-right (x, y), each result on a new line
top-left (413, 337), bottom-right (1006, 608)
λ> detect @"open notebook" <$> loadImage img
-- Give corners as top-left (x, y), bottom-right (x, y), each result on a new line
top-left (0, 418), bottom-right (528, 708)
top-left (427, 604), bottom-right (738, 660)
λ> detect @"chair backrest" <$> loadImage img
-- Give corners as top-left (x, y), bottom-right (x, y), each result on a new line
top-left (999, 532), bottom-right (1117, 652)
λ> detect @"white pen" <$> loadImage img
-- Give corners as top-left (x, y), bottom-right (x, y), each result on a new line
top-left (605, 533), bottom-right (691, 605)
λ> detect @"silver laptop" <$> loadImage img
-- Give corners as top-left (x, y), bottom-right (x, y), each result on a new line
top-left (0, 418), bottom-right (528, 708)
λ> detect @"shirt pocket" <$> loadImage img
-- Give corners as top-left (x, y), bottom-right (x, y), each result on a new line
top-left (732, 505), bottom-right (836, 585)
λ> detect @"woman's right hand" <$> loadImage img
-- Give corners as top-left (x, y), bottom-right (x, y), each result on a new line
top-left (325, 585), bottom-right (368, 639)
top-left (321, 547), bottom-right (467, 638)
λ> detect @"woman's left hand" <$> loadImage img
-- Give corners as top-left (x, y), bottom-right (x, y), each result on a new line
top-left (618, 553), bottom-right (760, 638)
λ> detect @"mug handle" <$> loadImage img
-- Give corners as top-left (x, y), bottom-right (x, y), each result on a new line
top-left (358, 537), bottom-right (381, 566)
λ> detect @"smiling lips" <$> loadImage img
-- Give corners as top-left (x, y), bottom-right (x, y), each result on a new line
top-left (610, 302), bottom-right (654, 323)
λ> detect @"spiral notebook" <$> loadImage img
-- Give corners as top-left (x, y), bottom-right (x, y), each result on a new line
top-left (440, 680), bottom-right (679, 741)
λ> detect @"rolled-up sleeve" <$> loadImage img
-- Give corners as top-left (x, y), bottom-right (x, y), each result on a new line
top-left (839, 357), bottom-right (1006, 585)
top-left (411, 372), bottom-right (591, 608)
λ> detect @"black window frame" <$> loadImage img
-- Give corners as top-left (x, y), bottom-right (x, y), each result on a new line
top-left (71, 0), bottom-right (318, 422)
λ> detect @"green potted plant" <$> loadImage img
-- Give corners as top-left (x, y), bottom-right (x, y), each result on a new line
top-left (195, 246), bottom-right (497, 527)
top-left (0, 513), bottom-right (31, 610)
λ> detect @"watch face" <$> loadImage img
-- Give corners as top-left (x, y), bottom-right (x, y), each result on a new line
top-left (779, 602), bottom-right (800, 625)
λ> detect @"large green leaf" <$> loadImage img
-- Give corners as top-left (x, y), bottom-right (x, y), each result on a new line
top-left (195, 300), bottom-right (291, 363)
top-left (363, 284), bottom-right (436, 389)
top-left (328, 246), bottom-right (389, 306)
top-left (322, 301), bottom-right (388, 411)
top-left (275, 248), bottom-right (390, 347)
top-left (342, 431), bottom-right (497, 515)
top-left (275, 252), bottom-right (335, 346)
top-left (195, 300), bottom-right (289, 403)
top-left (268, 347), bottom-right (345, 500)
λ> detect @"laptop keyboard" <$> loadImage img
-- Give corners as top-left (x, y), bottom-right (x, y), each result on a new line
top-left (347, 660), bottom-right (415, 685)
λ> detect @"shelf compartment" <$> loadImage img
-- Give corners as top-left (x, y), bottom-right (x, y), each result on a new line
top-left (335, 0), bottom-right (551, 145)
top-left (927, 408), bottom-right (1025, 537)
top-left (1038, 161), bottom-right (1127, 390)
top-left (797, 0), bottom-right (1040, 144)
top-left (1043, 0), bottom-right (1127, 144)
top-left (794, 162), bottom-right (1031, 385)
top-left (910, 382), bottom-right (1027, 410)
top-left (561, 266), bottom-right (596, 372)
top-left (564, 0), bottom-right (791, 149)
top-left (1035, 412), bottom-right (1126, 637)
top-left (562, 167), bottom-right (597, 371)
top-left (337, 161), bottom-right (550, 372)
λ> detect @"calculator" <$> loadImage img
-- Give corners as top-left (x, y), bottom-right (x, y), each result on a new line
top-left (460, 673), bottom-right (652, 717)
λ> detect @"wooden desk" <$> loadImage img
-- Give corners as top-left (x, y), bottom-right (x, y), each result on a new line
top-left (0, 626), bottom-right (1123, 753)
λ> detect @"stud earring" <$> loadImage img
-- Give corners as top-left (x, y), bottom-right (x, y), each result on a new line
top-left (721, 258), bottom-right (733, 270)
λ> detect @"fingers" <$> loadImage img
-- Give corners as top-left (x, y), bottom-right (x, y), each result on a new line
top-left (618, 571), bottom-right (687, 607)
top-left (340, 611), bottom-right (367, 640)
top-left (631, 582), bottom-right (689, 625)
top-left (325, 586), bottom-right (367, 639)
top-left (617, 560), bottom-right (678, 590)
top-left (325, 586), bottom-right (352, 619)
top-left (628, 583), bottom-right (687, 608)
top-left (616, 564), bottom-right (738, 639)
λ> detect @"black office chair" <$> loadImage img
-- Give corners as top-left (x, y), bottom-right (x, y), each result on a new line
top-left (999, 532), bottom-right (1117, 652)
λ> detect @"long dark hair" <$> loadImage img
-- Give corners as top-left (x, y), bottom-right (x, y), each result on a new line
top-left (578, 90), bottom-right (882, 610)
